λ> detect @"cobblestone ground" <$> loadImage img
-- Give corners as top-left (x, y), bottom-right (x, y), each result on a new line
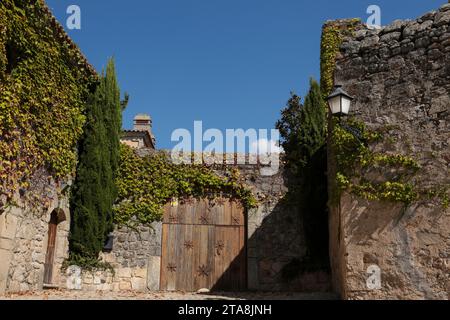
top-left (0, 290), bottom-right (338, 300)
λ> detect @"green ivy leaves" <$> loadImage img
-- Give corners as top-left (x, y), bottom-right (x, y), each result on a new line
top-left (320, 19), bottom-right (360, 97)
top-left (320, 26), bottom-right (342, 98)
top-left (114, 145), bottom-right (257, 227)
top-left (0, 1), bottom-right (96, 207)
top-left (331, 118), bottom-right (438, 205)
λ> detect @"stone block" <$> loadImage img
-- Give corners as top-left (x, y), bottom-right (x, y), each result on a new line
top-left (419, 11), bottom-right (437, 22)
top-left (440, 3), bottom-right (450, 12)
top-left (146, 256), bottom-right (161, 291)
top-left (150, 246), bottom-right (161, 257)
top-left (401, 41), bottom-right (415, 54)
top-left (0, 213), bottom-right (19, 240)
top-left (430, 94), bottom-right (450, 114)
top-left (119, 281), bottom-right (132, 291)
top-left (117, 267), bottom-right (132, 279)
top-left (435, 10), bottom-right (450, 27)
top-left (380, 32), bottom-right (401, 43)
top-left (83, 273), bottom-right (94, 283)
top-left (0, 238), bottom-right (14, 251)
top-left (382, 19), bottom-right (406, 34)
top-left (131, 277), bottom-right (147, 291)
top-left (99, 283), bottom-right (112, 291)
top-left (112, 282), bottom-right (120, 292)
top-left (93, 275), bottom-right (102, 285)
top-left (361, 36), bottom-right (380, 50)
top-left (415, 37), bottom-right (431, 49)
top-left (136, 259), bottom-right (147, 268)
top-left (133, 267), bottom-right (147, 279)
top-left (428, 48), bottom-right (443, 59)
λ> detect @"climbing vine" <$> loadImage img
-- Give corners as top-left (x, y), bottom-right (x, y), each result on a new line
top-left (320, 19), bottom-right (360, 99)
top-left (321, 20), bottom-right (449, 208)
top-left (320, 25), bottom-right (342, 99)
top-left (332, 118), bottom-right (449, 208)
top-left (0, 0), bottom-right (97, 208)
top-left (114, 145), bottom-right (258, 227)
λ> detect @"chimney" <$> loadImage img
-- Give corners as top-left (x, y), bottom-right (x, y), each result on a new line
top-left (133, 114), bottom-right (156, 146)
top-left (134, 113), bottom-right (152, 132)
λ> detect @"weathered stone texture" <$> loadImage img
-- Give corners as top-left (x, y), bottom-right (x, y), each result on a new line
top-left (0, 175), bottom-right (70, 294)
top-left (62, 159), bottom-right (329, 292)
top-left (111, 223), bottom-right (162, 268)
top-left (330, 4), bottom-right (450, 300)
top-left (60, 223), bottom-right (162, 293)
top-left (235, 165), bottom-right (307, 291)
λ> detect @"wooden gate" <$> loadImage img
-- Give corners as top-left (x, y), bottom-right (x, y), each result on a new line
top-left (160, 198), bottom-right (246, 292)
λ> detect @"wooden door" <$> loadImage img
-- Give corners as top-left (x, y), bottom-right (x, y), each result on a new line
top-left (160, 198), bottom-right (246, 292)
top-left (43, 212), bottom-right (58, 285)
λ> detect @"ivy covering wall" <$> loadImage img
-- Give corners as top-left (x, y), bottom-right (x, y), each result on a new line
top-left (114, 145), bottom-right (257, 227)
top-left (320, 19), bottom-right (360, 99)
top-left (320, 20), bottom-right (449, 209)
top-left (0, 0), bottom-right (97, 208)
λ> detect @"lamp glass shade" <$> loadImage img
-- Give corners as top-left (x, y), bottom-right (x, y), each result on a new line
top-left (341, 95), bottom-right (351, 115)
top-left (328, 95), bottom-right (342, 115)
top-left (328, 95), bottom-right (352, 115)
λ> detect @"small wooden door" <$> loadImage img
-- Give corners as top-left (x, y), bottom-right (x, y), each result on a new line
top-left (160, 198), bottom-right (246, 292)
top-left (43, 212), bottom-right (58, 285)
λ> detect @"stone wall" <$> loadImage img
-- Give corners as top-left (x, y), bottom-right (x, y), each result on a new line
top-left (60, 223), bottom-right (161, 292)
top-left (327, 3), bottom-right (450, 299)
top-left (0, 173), bottom-right (71, 294)
top-left (62, 154), bottom-right (330, 293)
top-left (236, 163), bottom-right (330, 292)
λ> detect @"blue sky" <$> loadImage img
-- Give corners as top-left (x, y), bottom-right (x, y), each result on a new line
top-left (46, 0), bottom-right (444, 150)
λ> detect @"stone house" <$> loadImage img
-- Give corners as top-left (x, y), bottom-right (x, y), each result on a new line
top-left (121, 114), bottom-right (156, 150)
top-left (0, 3), bottom-right (97, 294)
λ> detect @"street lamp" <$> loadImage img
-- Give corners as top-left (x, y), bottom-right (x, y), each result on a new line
top-left (326, 85), bottom-right (354, 118)
top-left (327, 84), bottom-right (365, 144)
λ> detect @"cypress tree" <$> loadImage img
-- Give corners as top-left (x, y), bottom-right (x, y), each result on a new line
top-left (276, 78), bottom-right (326, 172)
top-left (69, 58), bottom-right (123, 259)
top-left (276, 93), bottom-right (304, 173)
top-left (299, 79), bottom-right (327, 159)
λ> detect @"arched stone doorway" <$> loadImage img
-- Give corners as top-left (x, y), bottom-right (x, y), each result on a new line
top-left (43, 209), bottom-right (66, 285)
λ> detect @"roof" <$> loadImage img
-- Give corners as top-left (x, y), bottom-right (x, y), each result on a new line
top-left (122, 130), bottom-right (156, 149)
top-left (327, 85), bottom-right (354, 100)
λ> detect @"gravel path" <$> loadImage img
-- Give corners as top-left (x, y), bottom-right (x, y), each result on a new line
top-left (0, 290), bottom-right (338, 300)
